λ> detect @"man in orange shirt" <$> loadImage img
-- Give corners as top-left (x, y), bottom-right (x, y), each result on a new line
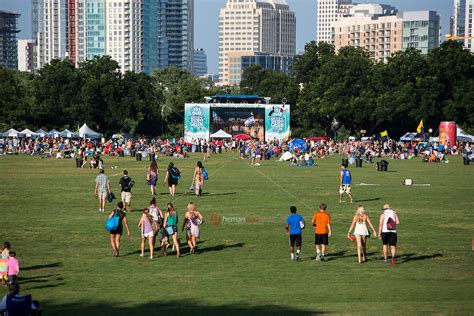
top-left (312, 203), bottom-right (332, 261)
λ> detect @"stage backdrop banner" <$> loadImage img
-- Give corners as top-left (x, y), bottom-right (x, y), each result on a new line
top-left (265, 104), bottom-right (290, 141)
top-left (184, 103), bottom-right (210, 141)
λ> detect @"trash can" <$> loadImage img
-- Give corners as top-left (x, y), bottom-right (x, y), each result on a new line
top-left (464, 157), bottom-right (470, 165)
top-left (136, 152), bottom-right (142, 161)
top-left (75, 158), bottom-right (82, 168)
top-left (342, 158), bottom-right (349, 167)
top-left (355, 158), bottom-right (363, 168)
top-left (119, 150), bottom-right (124, 157)
top-left (381, 160), bottom-right (389, 171)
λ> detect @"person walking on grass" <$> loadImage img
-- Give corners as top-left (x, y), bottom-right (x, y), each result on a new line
top-left (184, 202), bottom-right (204, 255)
top-left (0, 242), bottom-right (10, 287)
top-left (146, 161), bottom-right (158, 195)
top-left (163, 162), bottom-right (180, 196)
top-left (312, 203), bottom-right (331, 262)
top-left (378, 204), bottom-right (400, 264)
top-left (6, 252), bottom-right (19, 284)
top-left (108, 202), bottom-right (131, 257)
top-left (163, 203), bottom-right (180, 257)
top-left (339, 164), bottom-right (353, 203)
top-left (347, 206), bottom-right (377, 264)
top-left (193, 161), bottom-right (204, 196)
top-left (119, 170), bottom-right (134, 213)
top-left (285, 206), bottom-right (305, 261)
top-left (148, 198), bottom-right (163, 248)
top-left (95, 169), bottom-right (110, 213)
top-left (138, 209), bottom-right (155, 259)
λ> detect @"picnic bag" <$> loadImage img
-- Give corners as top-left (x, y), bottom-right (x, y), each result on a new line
top-left (105, 210), bottom-right (120, 232)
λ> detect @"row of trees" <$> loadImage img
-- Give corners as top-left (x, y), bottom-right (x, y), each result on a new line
top-left (1, 41), bottom-right (473, 137)
top-left (242, 41), bottom-right (474, 136)
top-left (0, 56), bottom-right (216, 136)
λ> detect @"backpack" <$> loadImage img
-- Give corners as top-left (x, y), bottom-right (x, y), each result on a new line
top-left (202, 167), bottom-right (209, 180)
top-left (121, 176), bottom-right (132, 191)
top-left (171, 167), bottom-right (181, 180)
top-left (386, 216), bottom-right (396, 230)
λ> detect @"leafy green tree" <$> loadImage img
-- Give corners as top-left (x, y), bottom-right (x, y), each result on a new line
top-left (0, 68), bottom-right (31, 130)
top-left (153, 66), bottom-right (205, 135)
top-left (30, 59), bottom-right (81, 129)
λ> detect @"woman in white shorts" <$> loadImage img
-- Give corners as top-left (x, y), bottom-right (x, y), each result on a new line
top-left (139, 209), bottom-right (155, 259)
top-left (347, 206), bottom-right (377, 263)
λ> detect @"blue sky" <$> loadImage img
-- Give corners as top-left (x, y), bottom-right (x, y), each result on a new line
top-left (2, 0), bottom-right (452, 73)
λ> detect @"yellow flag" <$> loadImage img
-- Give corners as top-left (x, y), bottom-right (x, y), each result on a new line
top-left (416, 120), bottom-right (423, 133)
top-left (380, 130), bottom-right (388, 137)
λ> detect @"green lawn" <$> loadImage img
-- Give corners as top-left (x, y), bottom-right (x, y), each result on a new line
top-left (0, 153), bottom-right (473, 315)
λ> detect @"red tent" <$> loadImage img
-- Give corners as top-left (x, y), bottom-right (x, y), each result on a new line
top-left (234, 133), bottom-right (251, 140)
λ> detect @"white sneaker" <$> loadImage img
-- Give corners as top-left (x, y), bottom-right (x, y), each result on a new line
top-left (316, 254), bottom-right (320, 261)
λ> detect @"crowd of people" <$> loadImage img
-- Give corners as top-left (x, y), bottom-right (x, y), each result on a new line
top-left (1, 133), bottom-right (471, 167)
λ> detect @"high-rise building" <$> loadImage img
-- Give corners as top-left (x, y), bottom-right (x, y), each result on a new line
top-left (166, 0), bottom-right (194, 73)
top-left (32, 0), bottom-right (69, 69)
top-left (316, 0), bottom-right (352, 43)
top-left (402, 11), bottom-right (440, 55)
top-left (228, 52), bottom-right (292, 83)
top-left (0, 11), bottom-right (20, 70)
top-left (451, 0), bottom-right (474, 52)
top-left (453, 0), bottom-right (467, 38)
top-left (18, 39), bottom-right (36, 72)
top-left (32, 0), bottom-right (194, 74)
top-left (193, 48), bottom-right (207, 77)
top-left (218, 0), bottom-right (296, 85)
top-left (332, 4), bottom-right (402, 63)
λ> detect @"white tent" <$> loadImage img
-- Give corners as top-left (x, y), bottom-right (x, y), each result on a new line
top-left (457, 127), bottom-right (474, 143)
top-left (279, 151), bottom-right (294, 161)
top-left (60, 129), bottom-right (79, 138)
top-left (79, 123), bottom-right (103, 139)
top-left (20, 129), bottom-right (37, 138)
top-left (210, 129), bottom-right (232, 138)
top-left (2, 129), bottom-right (20, 137)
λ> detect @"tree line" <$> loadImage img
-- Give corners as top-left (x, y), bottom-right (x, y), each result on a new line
top-left (0, 41), bottom-right (472, 137)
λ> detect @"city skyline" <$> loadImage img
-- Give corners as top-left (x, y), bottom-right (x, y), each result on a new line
top-left (2, 0), bottom-right (452, 74)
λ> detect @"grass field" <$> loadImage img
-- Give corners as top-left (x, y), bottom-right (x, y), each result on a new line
top-left (0, 152), bottom-right (473, 315)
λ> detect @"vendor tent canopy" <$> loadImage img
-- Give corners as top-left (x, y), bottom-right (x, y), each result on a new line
top-left (289, 138), bottom-right (307, 152)
top-left (399, 133), bottom-right (417, 141)
top-left (20, 129), bottom-right (37, 138)
top-left (279, 151), bottom-right (294, 161)
top-left (234, 133), bottom-right (251, 140)
top-left (210, 129), bottom-right (232, 138)
top-left (457, 127), bottom-right (474, 143)
top-left (79, 123), bottom-right (103, 139)
top-left (36, 129), bottom-right (47, 137)
top-left (60, 129), bottom-right (79, 138)
top-left (48, 129), bottom-right (60, 138)
top-left (2, 129), bottom-right (20, 137)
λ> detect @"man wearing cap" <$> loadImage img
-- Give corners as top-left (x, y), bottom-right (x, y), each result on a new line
top-left (378, 204), bottom-right (400, 264)
top-left (339, 164), bottom-right (353, 203)
top-left (95, 169), bottom-right (110, 213)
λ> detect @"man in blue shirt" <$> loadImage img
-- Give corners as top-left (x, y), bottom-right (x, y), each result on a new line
top-left (285, 206), bottom-right (305, 261)
top-left (339, 164), bottom-right (353, 203)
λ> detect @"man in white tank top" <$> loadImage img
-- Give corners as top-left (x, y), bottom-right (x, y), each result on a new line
top-left (378, 204), bottom-right (400, 264)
